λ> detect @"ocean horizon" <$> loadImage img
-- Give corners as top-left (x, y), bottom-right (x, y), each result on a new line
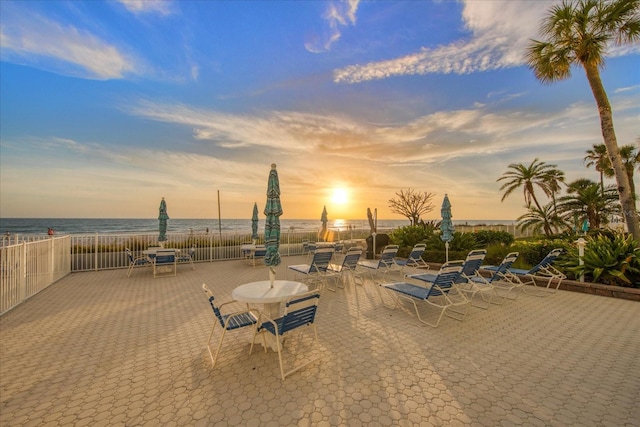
top-left (0, 217), bottom-right (517, 237)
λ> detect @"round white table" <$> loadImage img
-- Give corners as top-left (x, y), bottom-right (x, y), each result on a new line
top-left (232, 280), bottom-right (308, 351)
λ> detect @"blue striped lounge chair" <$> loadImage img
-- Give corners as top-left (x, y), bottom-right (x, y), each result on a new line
top-left (381, 260), bottom-right (468, 327)
top-left (501, 248), bottom-right (565, 296)
top-left (356, 245), bottom-right (400, 281)
top-left (392, 243), bottom-right (428, 274)
top-left (287, 248), bottom-right (334, 290)
top-left (453, 249), bottom-right (499, 309)
top-left (478, 252), bottom-right (520, 300)
top-left (326, 247), bottom-right (363, 290)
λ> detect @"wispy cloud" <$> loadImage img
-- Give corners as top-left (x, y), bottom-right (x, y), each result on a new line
top-left (305, 0), bottom-right (360, 53)
top-left (116, 0), bottom-right (174, 16)
top-left (0, 4), bottom-right (139, 80)
top-left (333, 0), bottom-right (557, 83)
top-left (126, 92), bottom-right (637, 169)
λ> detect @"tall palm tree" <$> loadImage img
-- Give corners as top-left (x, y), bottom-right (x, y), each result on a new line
top-left (584, 144), bottom-right (610, 196)
top-left (544, 167), bottom-right (566, 211)
top-left (526, 0), bottom-right (640, 240)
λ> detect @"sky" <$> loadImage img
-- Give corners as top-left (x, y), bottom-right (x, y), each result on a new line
top-left (1, 0), bottom-right (639, 222)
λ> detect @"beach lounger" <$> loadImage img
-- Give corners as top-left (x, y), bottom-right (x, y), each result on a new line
top-left (381, 260), bottom-right (468, 327)
top-left (479, 252), bottom-right (520, 300)
top-left (357, 244), bottom-right (399, 281)
top-left (287, 248), bottom-right (334, 290)
top-left (500, 248), bottom-right (565, 296)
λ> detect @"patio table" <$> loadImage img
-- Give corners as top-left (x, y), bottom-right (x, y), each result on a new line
top-left (232, 280), bottom-right (308, 351)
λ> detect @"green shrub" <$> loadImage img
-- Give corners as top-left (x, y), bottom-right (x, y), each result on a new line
top-left (474, 230), bottom-right (514, 247)
top-left (560, 230), bottom-right (640, 287)
top-left (389, 225), bottom-right (434, 248)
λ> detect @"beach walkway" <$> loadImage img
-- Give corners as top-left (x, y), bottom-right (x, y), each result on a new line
top-left (1, 256), bottom-right (638, 426)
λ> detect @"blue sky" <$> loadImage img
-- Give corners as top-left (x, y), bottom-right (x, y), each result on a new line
top-left (1, 0), bottom-right (638, 221)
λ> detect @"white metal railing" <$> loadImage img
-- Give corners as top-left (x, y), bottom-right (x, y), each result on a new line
top-left (67, 228), bottom-right (372, 271)
top-left (0, 224), bottom-right (528, 315)
top-left (1, 235), bottom-right (71, 315)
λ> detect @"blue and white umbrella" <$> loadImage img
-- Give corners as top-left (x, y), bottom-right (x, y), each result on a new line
top-left (251, 202), bottom-right (259, 243)
top-left (440, 194), bottom-right (455, 262)
top-left (264, 164), bottom-right (283, 287)
top-left (158, 197), bottom-right (169, 243)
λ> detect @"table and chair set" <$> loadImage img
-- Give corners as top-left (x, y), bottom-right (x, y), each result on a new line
top-left (201, 243), bottom-right (566, 379)
top-left (126, 246), bottom-right (195, 278)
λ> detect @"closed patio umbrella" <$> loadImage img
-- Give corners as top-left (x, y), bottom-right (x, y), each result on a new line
top-left (158, 197), bottom-right (169, 243)
top-left (440, 194), bottom-right (455, 262)
top-left (251, 202), bottom-right (259, 244)
top-left (264, 164), bottom-right (283, 287)
top-left (320, 206), bottom-right (328, 242)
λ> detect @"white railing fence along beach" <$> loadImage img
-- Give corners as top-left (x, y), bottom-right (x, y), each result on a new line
top-left (0, 224), bottom-right (526, 315)
top-left (1, 236), bottom-right (71, 315)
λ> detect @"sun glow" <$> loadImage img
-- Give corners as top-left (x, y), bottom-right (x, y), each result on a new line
top-left (331, 188), bottom-right (348, 205)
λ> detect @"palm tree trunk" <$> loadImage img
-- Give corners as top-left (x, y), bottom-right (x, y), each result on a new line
top-left (583, 63), bottom-right (640, 239)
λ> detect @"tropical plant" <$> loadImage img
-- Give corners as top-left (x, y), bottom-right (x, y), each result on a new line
top-left (557, 179), bottom-right (620, 229)
top-left (584, 143), bottom-right (611, 196)
top-left (517, 203), bottom-right (568, 237)
top-left (388, 189), bottom-right (436, 226)
top-left (561, 230), bottom-right (640, 286)
top-left (526, 0), bottom-right (640, 240)
top-left (389, 224), bottom-right (434, 248)
top-left (473, 230), bottom-right (515, 247)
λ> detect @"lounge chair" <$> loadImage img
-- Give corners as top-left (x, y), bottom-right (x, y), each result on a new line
top-left (478, 252), bottom-right (520, 300)
top-left (380, 260), bottom-right (468, 327)
top-left (357, 244), bottom-right (400, 281)
top-left (501, 248), bottom-right (566, 296)
top-left (287, 248), bottom-right (334, 290)
top-left (453, 249), bottom-right (499, 309)
top-left (392, 243), bottom-right (429, 274)
top-left (250, 291), bottom-right (321, 380)
top-left (326, 247), bottom-right (364, 290)
top-left (202, 284), bottom-right (259, 368)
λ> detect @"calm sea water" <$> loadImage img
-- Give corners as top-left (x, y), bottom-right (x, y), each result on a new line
top-left (0, 218), bottom-right (515, 237)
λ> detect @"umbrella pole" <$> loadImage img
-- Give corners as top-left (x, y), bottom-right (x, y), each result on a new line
top-left (445, 242), bottom-right (449, 263)
top-left (269, 267), bottom-right (276, 288)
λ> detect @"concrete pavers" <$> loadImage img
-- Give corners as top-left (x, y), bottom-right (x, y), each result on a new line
top-left (1, 256), bottom-right (639, 426)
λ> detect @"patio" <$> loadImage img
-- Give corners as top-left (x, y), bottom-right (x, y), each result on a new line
top-left (1, 256), bottom-right (638, 426)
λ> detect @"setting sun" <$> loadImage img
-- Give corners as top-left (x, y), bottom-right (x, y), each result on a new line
top-left (331, 188), bottom-right (348, 205)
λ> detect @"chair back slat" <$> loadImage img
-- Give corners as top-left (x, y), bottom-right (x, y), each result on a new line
top-left (309, 248), bottom-right (334, 272)
top-left (528, 248), bottom-right (563, 274)
top-left (461, 249), bottom-right (487, 276)
top-left (280, 293), bottom-right (320, 334)
top-left (433, 260), bottom-right (464, 288)
top-left (341, 251), bottom-right (361, 271)
top-left (408, 244), bottom-right (426, 261)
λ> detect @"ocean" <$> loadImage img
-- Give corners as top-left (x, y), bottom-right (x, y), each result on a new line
top-left (0, 218), bottom-right (516, 237)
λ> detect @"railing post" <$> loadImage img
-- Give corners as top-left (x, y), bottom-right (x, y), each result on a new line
top-left (20, 242), bottom-right (27, 303)
top-left (50, 237), bottom-right (55, 285)
top-left (94, 233), bottom-right (99, 271)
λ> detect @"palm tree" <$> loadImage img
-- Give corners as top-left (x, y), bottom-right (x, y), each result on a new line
top-left (544, 168), bottom-right (566, 211)
top-left (616, 145), bottom-right (639, 202)
top-left (584, 144), bottom-right (610, 196)
top-left (557, 178), bottom-right (620, 229)
top-left (497, 159), bottom-right (557, 235)
top-left (517, 203), bottom-right (568, 237)
top-left (526, 0), bottom-right (640, 240)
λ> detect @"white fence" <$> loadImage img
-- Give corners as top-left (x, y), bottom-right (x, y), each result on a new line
top-left (1, 236), bottom-right (71, 315)
top-left (0, 224), bottom-right (527, 315)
